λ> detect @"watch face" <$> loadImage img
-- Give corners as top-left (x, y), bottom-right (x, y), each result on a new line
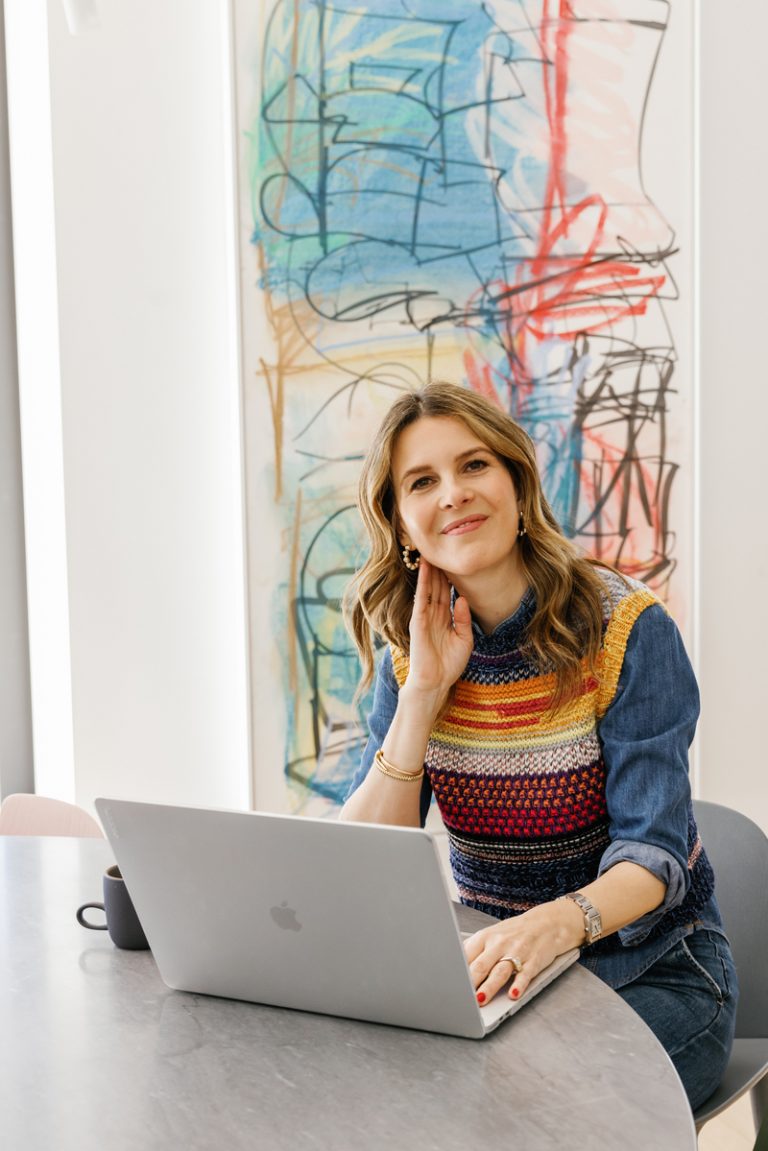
top-left (564, 892), bottom-right (601, 943)
top-left (588, 906), bottom-right (602, 940)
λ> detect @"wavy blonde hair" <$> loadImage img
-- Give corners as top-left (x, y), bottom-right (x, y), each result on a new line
top-left (344, 382), bottom-right (611, 711)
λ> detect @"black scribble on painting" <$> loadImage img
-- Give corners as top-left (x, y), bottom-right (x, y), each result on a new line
top-left (568, 333), bottom-right (678, 589)
top-left (286, 504), bottom-right (380, 803)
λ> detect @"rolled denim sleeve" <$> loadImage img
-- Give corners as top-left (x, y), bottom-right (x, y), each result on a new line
top-left (345, 648), bottom-right (433, 825)
top-left (597, 603), bottom-right (700, 944)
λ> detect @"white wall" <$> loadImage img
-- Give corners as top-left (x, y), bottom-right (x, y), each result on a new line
top-left (7, 0), bottom-right (251, 812)
top-left (698, 5), bottom-right (768, 829)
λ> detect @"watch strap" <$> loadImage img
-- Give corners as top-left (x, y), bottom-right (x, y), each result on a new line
top-left (562, 891), bottom-right (602, 945)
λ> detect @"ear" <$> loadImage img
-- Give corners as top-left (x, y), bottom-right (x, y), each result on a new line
top-left (392, 511), bottom-right (408, 549)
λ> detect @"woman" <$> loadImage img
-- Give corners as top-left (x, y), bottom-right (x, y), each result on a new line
top-left (340, 382), bottom-right (737, 1111)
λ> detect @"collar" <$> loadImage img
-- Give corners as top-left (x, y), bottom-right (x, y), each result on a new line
top-left (450, 585), bottom-right (536, 644)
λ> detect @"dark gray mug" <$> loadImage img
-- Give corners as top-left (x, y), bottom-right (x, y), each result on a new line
top-left (76, 864), bottom-right (149, 950)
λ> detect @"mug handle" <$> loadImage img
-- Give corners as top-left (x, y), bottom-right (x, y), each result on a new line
top-left (76, 902), bottom-right (108, 930)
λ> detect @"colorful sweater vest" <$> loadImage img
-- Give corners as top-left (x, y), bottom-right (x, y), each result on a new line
top-left (390, 570), bottom-right (714, 946)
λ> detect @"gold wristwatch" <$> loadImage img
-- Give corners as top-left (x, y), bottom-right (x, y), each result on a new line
top-left (562, 891), bottom-right (603, 945)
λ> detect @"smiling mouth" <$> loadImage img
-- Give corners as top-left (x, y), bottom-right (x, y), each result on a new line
top-left (441, 516), bottom-right (487, 536)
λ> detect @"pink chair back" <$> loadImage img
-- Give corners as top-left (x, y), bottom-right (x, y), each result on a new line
top-left (0, 793), bottom-right (104, 837)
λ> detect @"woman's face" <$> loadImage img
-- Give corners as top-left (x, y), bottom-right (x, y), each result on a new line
top-left (390, 415), bottom-right (522, 585)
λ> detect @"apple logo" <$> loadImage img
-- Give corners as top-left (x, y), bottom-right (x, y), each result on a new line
top-left (270, 901), bottom-right (302, 931)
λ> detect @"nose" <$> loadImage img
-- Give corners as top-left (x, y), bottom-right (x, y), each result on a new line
top-left (438, 475), bottom-right (473, 509)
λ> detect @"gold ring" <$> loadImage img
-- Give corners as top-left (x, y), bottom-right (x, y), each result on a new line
top-left (498, 954), bottom-right (523, 973)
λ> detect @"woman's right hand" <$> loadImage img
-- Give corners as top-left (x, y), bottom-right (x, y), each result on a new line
top-left (339, 559), bottom-right (472, 827)
top-left (404, 559), bottom-right (473, 703)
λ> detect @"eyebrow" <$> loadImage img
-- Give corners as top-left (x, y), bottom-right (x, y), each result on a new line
top-left (398, 445), bottom-right (493, 486)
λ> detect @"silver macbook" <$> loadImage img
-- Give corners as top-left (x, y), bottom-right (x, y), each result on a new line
top-left (95, 798), bottom-right (579, 1039)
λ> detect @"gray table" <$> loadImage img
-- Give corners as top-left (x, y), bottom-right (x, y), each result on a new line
top-left (0, 836), bottom-right (697, 1150)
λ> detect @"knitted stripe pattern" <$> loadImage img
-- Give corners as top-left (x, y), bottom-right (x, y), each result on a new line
top-left (391, 570), bottom-right (715, 939)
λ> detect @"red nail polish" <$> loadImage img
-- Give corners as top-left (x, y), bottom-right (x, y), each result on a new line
top-left (477, 991), bottom-right (486, 1004)
top-left (511, 987), bottom-right (520, 999)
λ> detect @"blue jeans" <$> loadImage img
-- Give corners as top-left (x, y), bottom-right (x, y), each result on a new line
top-left (617, 928), bottom-right (739, 1111)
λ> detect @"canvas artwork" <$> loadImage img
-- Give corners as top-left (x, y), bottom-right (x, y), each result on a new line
top-left (233, 0), bottom-right (693, 813)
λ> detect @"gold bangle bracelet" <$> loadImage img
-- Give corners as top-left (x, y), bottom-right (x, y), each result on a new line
top-left (373, 748), bottom-right (425, 783)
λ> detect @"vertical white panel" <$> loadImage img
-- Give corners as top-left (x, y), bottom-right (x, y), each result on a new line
top-left (44, 0), bottom-right (250, 812)
top-left (4, 0), bottom-right (75, 799)
top-left (0, 0), bottom-right (35, 798)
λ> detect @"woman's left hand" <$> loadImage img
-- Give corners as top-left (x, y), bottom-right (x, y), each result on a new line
top-left (463, 902), bottom-right (579, 1004)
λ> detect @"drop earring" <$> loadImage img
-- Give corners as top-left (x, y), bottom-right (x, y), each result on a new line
top-left (401, 544), bottom-right (420, 571)
top-left (517, 513), bottom-right (526, 539)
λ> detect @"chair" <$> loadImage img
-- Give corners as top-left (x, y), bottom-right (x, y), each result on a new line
top-left (0, 793), bottom-right (104, 837)
top-left (692, 800), bottom-right (768, 1147)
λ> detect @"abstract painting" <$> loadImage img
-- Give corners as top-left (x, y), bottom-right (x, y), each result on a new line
top-left (233, 0), bottom-right (694, 813)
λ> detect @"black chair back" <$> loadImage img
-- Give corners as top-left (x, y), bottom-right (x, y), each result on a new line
top-left (694, 799), bottom-right (768, 1040)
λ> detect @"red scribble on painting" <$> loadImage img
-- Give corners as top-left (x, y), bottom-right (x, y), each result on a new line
top-left (464, 2), bottom-right (669, 573)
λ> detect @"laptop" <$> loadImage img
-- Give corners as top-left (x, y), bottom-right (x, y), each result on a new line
top-left (95, 798), bottom-right (579, 1039)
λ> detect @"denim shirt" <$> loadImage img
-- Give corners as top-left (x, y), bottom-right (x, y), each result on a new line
top-left (347, 598), bottom-right (726, 990)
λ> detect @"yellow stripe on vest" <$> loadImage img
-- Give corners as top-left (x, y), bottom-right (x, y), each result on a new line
top-left (595, 589), bottom-right (663, 717)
